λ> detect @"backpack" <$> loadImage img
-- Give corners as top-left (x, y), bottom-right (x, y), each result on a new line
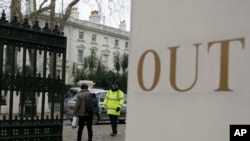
top-left (85, 93), bottom-right (99, 114)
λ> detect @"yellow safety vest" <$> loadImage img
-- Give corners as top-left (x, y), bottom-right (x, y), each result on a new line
top-left (102, 90), bottom-right (124, 116)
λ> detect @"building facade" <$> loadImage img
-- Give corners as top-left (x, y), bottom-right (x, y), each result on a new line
top-left (36, 9), bottom-right (130, 85)
top-left (1, 6), bottom-right (129, 85)
top-left (63, 9), bottom-right (130, 84)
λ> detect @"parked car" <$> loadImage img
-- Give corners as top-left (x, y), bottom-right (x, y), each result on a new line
top-left (64, 87), bottom-right (104, 112)
top-left (64, 88), bottom-right (127, 124)
top-left (64, 87), bottom-right (81, 112)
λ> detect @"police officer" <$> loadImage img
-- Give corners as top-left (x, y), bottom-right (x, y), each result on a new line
top-left (102, 81), bottom-right (125, 137)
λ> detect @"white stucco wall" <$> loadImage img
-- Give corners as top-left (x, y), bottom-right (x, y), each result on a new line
top-left (127, 0), bottom-right (250, 141)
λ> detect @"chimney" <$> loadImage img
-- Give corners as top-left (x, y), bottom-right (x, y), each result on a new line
top-left (89, 10), bottom-right (100, 24)
top-left (119, 20), bottom-right (127, 30)
top-left (71, 7), bottom-right (79, 19)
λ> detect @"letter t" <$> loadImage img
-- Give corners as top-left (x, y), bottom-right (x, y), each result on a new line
top-left (208, 38), bottom-right (245, 91)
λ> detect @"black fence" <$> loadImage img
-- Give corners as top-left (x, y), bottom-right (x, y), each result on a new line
top-left (0, 10), bottom-right (67, 141)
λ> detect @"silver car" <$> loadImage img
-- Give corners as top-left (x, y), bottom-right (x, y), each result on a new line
top-left (64, 88), bottom-right (127, 124)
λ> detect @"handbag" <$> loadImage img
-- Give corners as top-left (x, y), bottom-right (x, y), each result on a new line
top-left (72, 116), bottom-right (79, 128)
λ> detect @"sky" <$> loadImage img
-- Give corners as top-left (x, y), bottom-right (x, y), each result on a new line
top-left (57, 0), bottom-right (131, 31)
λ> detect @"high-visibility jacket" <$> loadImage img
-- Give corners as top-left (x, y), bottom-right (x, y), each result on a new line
top-left (102, 89), bottom-right (124, 116)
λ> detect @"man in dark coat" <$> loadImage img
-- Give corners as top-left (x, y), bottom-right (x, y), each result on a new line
top-left (73, 83), bottom-right (93, 141)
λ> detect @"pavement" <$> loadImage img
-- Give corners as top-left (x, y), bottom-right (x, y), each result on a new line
top-left (63, 119), bottom-right (126, 141)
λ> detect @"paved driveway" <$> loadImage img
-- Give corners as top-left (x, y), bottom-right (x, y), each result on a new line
top-left (63, 120), bottom-right (126, 141)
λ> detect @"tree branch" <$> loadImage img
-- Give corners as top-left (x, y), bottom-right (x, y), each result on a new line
top-left (59, 0), bottom-right (80, 31)
top-left (39, 0), bottom-right (48, 10)
top-left (28, 2), bottom-right (52, 20)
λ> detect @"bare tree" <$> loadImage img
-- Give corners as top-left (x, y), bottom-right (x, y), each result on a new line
top-left (10, 0), bottom-right (22, 22)
top-left (59, 0), bottom-right (80, 31)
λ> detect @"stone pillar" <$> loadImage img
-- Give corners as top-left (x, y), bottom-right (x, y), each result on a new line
top-left (71, 7), bottom-right (79, 19)
top-left (119, 20), bottom-right (127, 31)
top-left (89, 10), bottom-right (100, 24)
top-left (77, 80), bottom-right (96, 89)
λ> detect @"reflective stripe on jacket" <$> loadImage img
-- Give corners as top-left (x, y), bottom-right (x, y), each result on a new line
top-left (102, 90), bottom-right (124, 116)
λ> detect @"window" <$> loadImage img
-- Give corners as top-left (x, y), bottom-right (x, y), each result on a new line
top-left (100, 92), bottom-right (107, 102)
top-left (56, 70), bottom-right (61, 78)
top-left (79, 31), bottom-right (84, 39)
top-left (125, 42), bottom-right (129, 48)
top-left (92, 34), bottom-right (96, 42)
top-left (78, 50), bottom-right (83, 63)
top-left (104, 37), bottom-right (108, 45)
top-left (101, 54), bottom-right (108, 66)
top-left (115, 39), bottom-right (119, 46)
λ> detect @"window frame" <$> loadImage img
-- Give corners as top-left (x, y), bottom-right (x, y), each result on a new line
top-left (79, 31), bottom-right (84, 40)
top-left (78, 50), bottom-right (83, 63)
top-left (125, 42), bottom-right (129, 48)
top-left (92, 34), bottom-right (97, 42)
top-left (115, 39), bottom-right (119, 46)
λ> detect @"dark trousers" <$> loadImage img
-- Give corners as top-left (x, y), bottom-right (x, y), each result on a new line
top-left (77, 115), bottom-right (93, 141)
top-left (109, 114), bottom-right (118, 134)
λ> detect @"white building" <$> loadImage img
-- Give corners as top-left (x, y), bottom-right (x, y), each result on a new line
top-left (2, 4), bottom-right (130, 85)
top-left (22, 1), bottom-right (130, 85)
top-left (63, 9), bottom-right (130, 84)
top-left (34, 8), bottom-right (130, 85)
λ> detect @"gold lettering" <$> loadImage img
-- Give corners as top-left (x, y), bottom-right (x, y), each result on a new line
top-left (137, 50), bottom-right (161, 91)
top-left (208, 38), bottom-right (245, 91)
top-left (169, 44), bottom-right (200, 92)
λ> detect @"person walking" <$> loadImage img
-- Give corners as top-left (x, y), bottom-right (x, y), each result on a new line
top-left (101, 81), bottom-right (125, 137)
top-left (73, 83), bottom-right (93, 141)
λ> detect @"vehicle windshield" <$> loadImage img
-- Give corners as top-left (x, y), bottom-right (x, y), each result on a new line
top-left (66, 87), bottom-right (80, 98)
top-left (99, 91), bottom-right (107, 102)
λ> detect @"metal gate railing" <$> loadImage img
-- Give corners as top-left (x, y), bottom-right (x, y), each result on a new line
top-left (0, 10), bottom-right (67, 141)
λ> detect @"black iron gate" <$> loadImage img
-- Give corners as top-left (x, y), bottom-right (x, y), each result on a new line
top-left (0, 11), bottom-right (67, 141)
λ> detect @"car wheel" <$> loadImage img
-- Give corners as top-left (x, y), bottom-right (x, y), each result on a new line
top-left (92, 114), bottom-right (99, 125)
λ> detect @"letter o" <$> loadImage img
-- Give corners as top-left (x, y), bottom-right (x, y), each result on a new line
top-left (137, 50), bottom-right (161, 91)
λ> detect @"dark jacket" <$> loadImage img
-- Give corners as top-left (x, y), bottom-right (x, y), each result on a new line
top-left (73, 89), bottom-right (90, 116)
